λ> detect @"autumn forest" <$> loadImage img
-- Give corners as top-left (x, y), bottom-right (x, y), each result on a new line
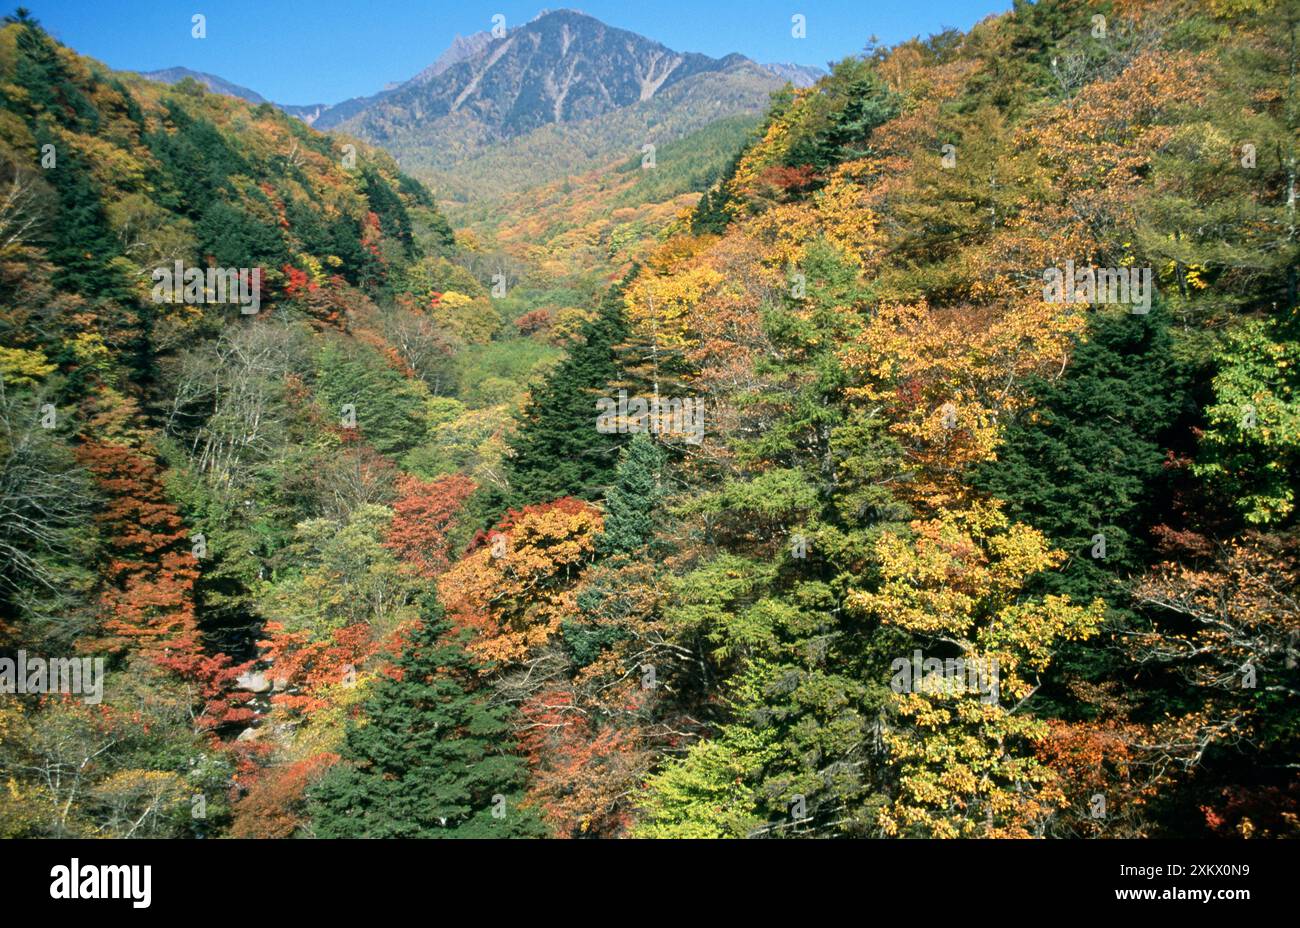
top-left (0, 0), bottom-right (1297, 854)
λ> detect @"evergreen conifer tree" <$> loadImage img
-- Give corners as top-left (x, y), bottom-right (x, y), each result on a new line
top-left (502, 284), bottom-right (631, 506)
top-left (309, 595), bottom-right (545, 838)
top-left (971, 306), bottom-right (1191, 596)
top-left (596, 431), bottom-right (667, 558)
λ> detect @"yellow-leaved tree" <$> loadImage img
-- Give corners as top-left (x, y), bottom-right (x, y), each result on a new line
top-left (849, 502), bottom-right (1104, 837)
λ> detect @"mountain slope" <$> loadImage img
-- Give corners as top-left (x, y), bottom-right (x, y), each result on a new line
top-left (140, 66), bottom-right (268, 103)
top-left (326, 10), bottom-right (748, 142)
top-left (135, 12), bottom-right (811, 230)
top-left (761, 62), bottom-right (825, 87)
top-left (0, 13), bottom-right (509, 837)
top-left (3, 0), bottom-right (1296, 846)
top-left (407, 31), bottom-right (496, 84)
top-left (456, 111), bottom-right (764, 278)
top-left (313, 9), bottom-right (791, 271)
top-left (411, 55), bottom-right (780, 204)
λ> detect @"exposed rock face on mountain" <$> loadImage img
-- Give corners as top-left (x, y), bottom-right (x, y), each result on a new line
top-left (325, 10), bottom-right (757, 142)
top-left (315, 10), bottom-right (790, 204)
top-left (421, 58), bottom-right (778, 207)
top-left (278, 101), bottom-right (332, 125)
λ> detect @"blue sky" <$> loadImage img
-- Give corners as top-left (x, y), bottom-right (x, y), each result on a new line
top-left (30, 1), bottom-right (1011, 105)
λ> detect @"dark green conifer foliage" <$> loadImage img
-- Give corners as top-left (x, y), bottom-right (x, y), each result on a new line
top-left (561, 432), bottom-right (669, 664)
top-left (971, 306), bottom-right (1190, 593)
top-left (502, 284), bottom-right (631, 506)
top-left (144, 103), bottom-right (248, 213)
top-left (969, 306), bottom-right (1194, 710)
top-left (361, 166), bottom-right (416, 258)
top-left (313, 342), bottom-right (428, 457)
top-left (309, 595), bottom-right (545, 838)
top-left (35, 131), bottom-right (125, 299)
top-left (5, 21), bottom-right (121, 300)
top-left (596, 431), bottom-right (668, 558)
top-left (195, 199), bottom-right (290, 270)
top-left (10, 15), bottom-right (98, 130)
top-left (782, 59), bottom-right (898, 172)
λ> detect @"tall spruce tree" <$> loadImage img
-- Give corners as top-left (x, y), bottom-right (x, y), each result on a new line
top-left (971, 306), bottom-right (1191, 596)
top-left (502, 283), bottom-right (631, 507)
top-left (308, 595), bottom-right (545, 838)
top-left (596, 431), bottom-right (668, 558)
top-left (969, 306), bottom-right (1194, 707)
top-left (562, 432), bottom-right (669, 666)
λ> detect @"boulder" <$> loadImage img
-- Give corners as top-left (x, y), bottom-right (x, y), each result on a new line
top-left (235, 670), bottom-right (270, 693)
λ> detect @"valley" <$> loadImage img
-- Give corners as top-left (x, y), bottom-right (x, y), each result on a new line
top-left (0, 0), bottom-right (1296, 845)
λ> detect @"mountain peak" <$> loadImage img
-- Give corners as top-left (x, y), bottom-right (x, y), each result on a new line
top-left (530, 8), bottom-right (601, 24)
top-left (143, 11), bottom-right (776, 151)
top-left (328, 10), bottom-right (751, 141)
top-left (408, 30), bottom-right (495, 85)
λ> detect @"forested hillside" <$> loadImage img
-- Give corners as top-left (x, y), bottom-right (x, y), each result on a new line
top-left (0, 9), bottom-right (558, 836)
top-left (455, 113), bottom-right (765, 278)
top-left (1, 0), bottom-right (1297, 842)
